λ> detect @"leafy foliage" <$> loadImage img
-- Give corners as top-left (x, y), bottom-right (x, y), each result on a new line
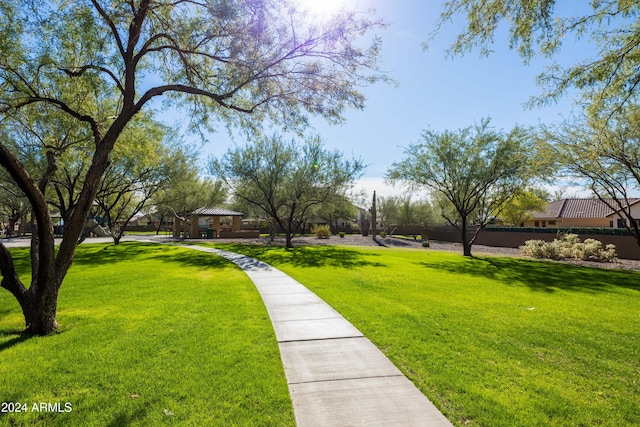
top-left (542, 107), bottom-right (640, 247)
top-left (387, 119), bottom-right (539, 256)
top-left (377, 195), bottom-right (440, 233)
top-left (432, 0), bottom-right (640, 114)
top-left (498, 187), bottom-right (549, 226)
top-left (0, 0), bottom-right (385, 334)
top-left (312, 224), bottom-right (331, 239)
top-left (211, 133), bottom-right (364, 247)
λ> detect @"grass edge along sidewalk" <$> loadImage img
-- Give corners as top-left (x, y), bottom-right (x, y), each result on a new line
top-left (209, 242), bottom-right (640, 427)
top-left (0, 242), bottom-right (295, 426)
top-left (187, 244), bottom-right (453, 426)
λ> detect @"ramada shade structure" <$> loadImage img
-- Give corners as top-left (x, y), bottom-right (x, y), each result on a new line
top-left (173, 207), bottom-right (244, 238)
top-left (191, 207), bottom-right (244, 217)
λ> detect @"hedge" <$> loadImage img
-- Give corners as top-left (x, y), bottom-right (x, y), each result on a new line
top-left (483, 226), bottom-right (632, 236)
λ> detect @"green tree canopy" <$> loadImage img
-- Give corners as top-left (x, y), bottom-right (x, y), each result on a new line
top-left (542, 106), bottom-right (640, 246)
top-left (497, 187), bottom-right (549, 226)
top-left (387, 119), bottom-right (538, 256)
top-left (94, 119), bottom-right (197, 244)
top-left (211, 133), bottom-right (364, 248)
top-left (0, 0), bottom-right (386, 335)
top-left (431, 0), bottom-right (640, 114)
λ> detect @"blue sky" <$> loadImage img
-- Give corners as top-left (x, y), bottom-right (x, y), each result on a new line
top-left (165, 0), bottom-right (593, 199)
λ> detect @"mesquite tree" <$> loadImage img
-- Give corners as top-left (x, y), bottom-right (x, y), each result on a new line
top-left (387, 120), bottom-right (538, 256)
top-left (543, 107), bottom-right (640, 248)
top-left (212, 133), bottom-right (364, 248)
top-left (0, 0), bottom-right (385, 335)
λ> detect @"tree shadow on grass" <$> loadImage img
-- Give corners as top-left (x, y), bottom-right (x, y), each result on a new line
top-left (106, 407), bottom-right (149, 427)
top-left (150, 249), bottom-right (233, 271)
top-left (209, 244), bottom-right (387, 269)
top-left (70, 242), bottom-right (160, 267)
top-left (415, 256), bottom-right (640, 294)
top-left (0, 330), bottom-right (32, 353)
top-left (72, 242), bottom-right (235, 271)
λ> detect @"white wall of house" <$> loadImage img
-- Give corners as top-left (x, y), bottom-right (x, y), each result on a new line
top-left (609, 202), bottom-right (640, 228)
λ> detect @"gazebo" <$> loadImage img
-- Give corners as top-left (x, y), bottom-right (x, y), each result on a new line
top-left (173, 207), bottom-right (246, 239)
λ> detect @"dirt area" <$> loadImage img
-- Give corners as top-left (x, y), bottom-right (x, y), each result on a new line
top-left (197, 234), bottom-right (640, 271)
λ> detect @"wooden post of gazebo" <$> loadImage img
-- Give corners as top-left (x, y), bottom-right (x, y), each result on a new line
top-left (213, 216), bottom-right (221, 238)
top-left (173, 216), bottom-right (182, 238)
top-left (190, 214), bottom-right (199, 238)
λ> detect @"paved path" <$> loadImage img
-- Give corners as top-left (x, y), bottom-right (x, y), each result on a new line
top-left (186, 245), bottom-right (452, 427)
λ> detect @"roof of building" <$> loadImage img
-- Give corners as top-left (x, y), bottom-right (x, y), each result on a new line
top-left (190, 207), bottom-right (244, 216)
top-left (532, 198), bottom-right (640, 219)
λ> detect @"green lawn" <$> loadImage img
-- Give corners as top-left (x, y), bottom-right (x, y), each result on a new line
top-left (0, 243), bottom-right (294, 426)
top-left (211, 243), bottom-right (640, 427)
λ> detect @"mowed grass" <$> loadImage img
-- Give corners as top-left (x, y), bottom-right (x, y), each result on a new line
top-left (212, 243), bottom-right (640, 427)
top-left (0, 243), bottom-right (294, 426)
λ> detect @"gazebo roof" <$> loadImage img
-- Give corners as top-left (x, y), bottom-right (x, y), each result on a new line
top-left (190, 207), bottom-right (243, 216)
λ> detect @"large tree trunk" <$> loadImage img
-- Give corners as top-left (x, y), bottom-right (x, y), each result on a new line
top-left (460, 220), bottom-right (473, 257)
top-left (285, 230), bottom-right (294, 248)
top-left (0, 114), bottom-right (130, 335)
top-left (0, 217), bottom-right (60, 335)
top-left (21, 284), bottom-right (60, 335)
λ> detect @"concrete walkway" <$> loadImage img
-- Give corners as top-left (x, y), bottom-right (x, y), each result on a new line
top-left (186, 245), bottom-right (452, 427)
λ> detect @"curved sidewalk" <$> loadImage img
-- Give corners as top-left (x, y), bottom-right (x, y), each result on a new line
top-left (187, 245), bottom-right (452, 426)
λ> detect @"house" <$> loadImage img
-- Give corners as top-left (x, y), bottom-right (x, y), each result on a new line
top-left (523, 198), bottom-right (640, 228)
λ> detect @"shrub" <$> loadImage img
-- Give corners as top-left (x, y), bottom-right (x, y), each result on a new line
top-left (604, 244), bottom-right (617, 262)
top-left (520, 235), bottom-right (617, 262)
top-left (575, 238), bottom-right (617, 261)
top-left (312, 224), bottom-right (331, 239)
top-left (521, 240), bottom-right (562, 260)
top-left (541, 241), bottom-right (563, 260)
top-left (339, 231), bottom-right (345, 238)
top-left (519, 240), bottom-right (548, 259)
top-left (422, 240), bottom-right (430, 248)
top-left (380, 230), bottom-right (387, 238)
top-left (557, 234), bottom-right (580, 258)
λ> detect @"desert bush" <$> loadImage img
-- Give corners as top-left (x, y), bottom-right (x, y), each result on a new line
top-left (520, 235), bottom-right (616, 262)
top-left (557, 234), bottom-right (580, 258)
top-left (312, 224), bottom-right (331, 239)
top-left (541, 241), bottom-right (563, 260)
top-left (604, 244), bottom-right (617, 262)
top-left (519, 240), bottom-right (548, 259)
top-left (574, 238), bottom-right (617, 261)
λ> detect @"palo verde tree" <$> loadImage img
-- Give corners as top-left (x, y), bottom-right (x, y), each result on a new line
top-left (431, 0), bottom-right (640, 115)
top-left (0, 0), bottom-right (386, 335)
top-left (387, 119), bottom-right (537, 256)
top-left (497, 187), bottom-right (549, 227)
top-left (211, 133), bottom-right (364, 248)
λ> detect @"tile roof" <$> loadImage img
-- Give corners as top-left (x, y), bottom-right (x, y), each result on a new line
top-left (190, 207), bottom-right (244, 216)
top-left (533, 198), bottom-right (640, 219)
